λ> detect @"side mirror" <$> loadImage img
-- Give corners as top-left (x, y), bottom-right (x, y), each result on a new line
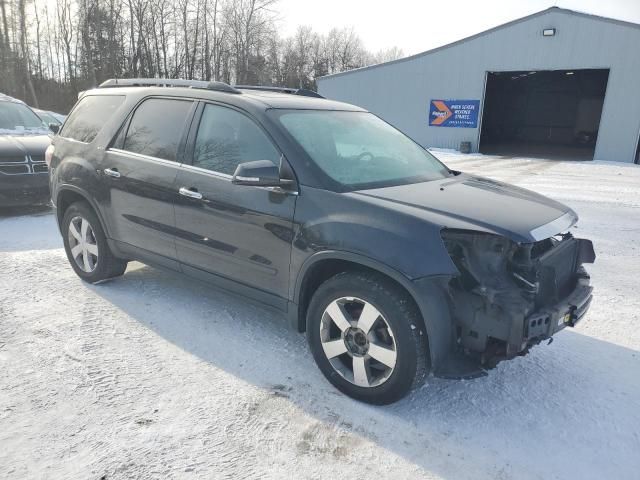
top-left (232, 160), bottom-right (285, 187)
top-left (48, 123), bottom-right (60, 134)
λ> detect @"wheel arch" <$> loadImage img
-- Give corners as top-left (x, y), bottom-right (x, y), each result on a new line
top-left (291, 251), bottom-right (454, 370)
top-left (55, 185), bottom-right (110, 238)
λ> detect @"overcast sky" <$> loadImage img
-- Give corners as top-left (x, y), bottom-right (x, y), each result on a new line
top-left (277, 0), bottom-right (640, 55)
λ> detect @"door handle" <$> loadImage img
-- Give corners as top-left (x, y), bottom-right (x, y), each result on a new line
top-left (179, 187), bottom-right (203, 200)
top-left (103, 168), bottom-right (121, 178)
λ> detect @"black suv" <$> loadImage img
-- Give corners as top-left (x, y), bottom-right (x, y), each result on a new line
top-left (49, 79), bottom-right (595, 404)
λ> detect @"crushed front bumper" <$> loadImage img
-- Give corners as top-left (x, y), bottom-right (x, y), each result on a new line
top-left (438, 233), bottom-right (595, 376)
top-left (526, 276), bottom-right (592, 340)
top-left (434, 275), bottom-right (594, 379)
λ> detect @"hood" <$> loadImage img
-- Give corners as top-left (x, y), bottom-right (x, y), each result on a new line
top-left (351, 173), bottom-right (577, 243)
top-left (0, 134), bottom-right (51, 158)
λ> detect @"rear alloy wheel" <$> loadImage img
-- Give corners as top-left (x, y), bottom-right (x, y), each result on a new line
top-left (68, 216), bottom-right (99, 273)
top-left (62, 201), bottom-right (128, 283)
top-left (307, 271), bottom-right (428, 404)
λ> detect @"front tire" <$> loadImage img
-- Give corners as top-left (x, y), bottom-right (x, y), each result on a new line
top-left (61, 201), bottom-right (127, 283)
top-left (307, 271), bottom-right (428, 404)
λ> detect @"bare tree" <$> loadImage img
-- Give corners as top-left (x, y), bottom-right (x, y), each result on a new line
top-left (226, 0), bottom-right (277, 83)
top-left (373, 46), bottom-right (404, 64)
top-left (18, 0), bottom-right (38, 106)
top-left (33, 1), bottom-right (43, 79)
top-left (57, 0), bottom-right (75, 83)
top-left (0, 0), bottom-right (12, 91)
top-left (1, 0), bottom-right (402, 112)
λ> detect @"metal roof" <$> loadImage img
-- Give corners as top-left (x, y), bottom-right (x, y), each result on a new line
top-left (317, 7), bottom-right (640, 82)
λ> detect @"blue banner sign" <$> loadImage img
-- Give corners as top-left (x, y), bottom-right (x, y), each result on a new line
top-left (429, 100), bottom-right (480, 128)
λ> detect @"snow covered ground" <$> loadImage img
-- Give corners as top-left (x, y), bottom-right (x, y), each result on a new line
top-left (1, 153), bottom-right (639, 479)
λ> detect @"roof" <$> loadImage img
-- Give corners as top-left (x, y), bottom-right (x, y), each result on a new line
top-left (318, 7), bottom-right (640, 82)
top-left (87, 85), bottom-right (365, 112)
top-left (237, 89), bottom-right (363, 110)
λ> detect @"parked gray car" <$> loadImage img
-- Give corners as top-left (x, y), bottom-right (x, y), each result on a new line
top-left (0, 94), bottom-right (51, 206)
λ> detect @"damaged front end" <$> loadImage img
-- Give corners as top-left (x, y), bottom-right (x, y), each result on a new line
top-left (440, 228), bottom-right (595, 372)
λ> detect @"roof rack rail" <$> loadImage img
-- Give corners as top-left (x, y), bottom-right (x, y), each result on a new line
top-left (234, 85), bottom-right (324, 98)
top-left (98, 78), bottom-right (241, 94)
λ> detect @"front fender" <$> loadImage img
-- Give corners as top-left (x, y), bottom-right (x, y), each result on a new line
top-left (289, 187), bottom-right (461, 371)
top-left (293, 210), bottom-right (458, 280)
top-left (292, 250), bottom-right (422, 303)
top-left (292, 250), bottom-right (455, 373)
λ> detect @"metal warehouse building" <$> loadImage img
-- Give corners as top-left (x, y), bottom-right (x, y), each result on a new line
top-left (317, 7), bottom-right (640, 164)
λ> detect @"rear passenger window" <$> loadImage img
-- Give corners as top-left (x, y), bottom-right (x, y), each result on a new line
top-left (123, 98), bottom-right (192, 162)
top-left (61, 95), bottom-right (125, 143)
top-left (193, 104), bottom-right (280, 175)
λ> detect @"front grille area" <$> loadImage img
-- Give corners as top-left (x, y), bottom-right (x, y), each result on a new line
top-left (0, 154), bottom-right (48, 175)
top-left (0, 164), bottom-right (30, 174)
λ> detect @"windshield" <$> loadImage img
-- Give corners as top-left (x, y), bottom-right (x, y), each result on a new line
top-left (0, 101), bottom-right (49, 135)
top-left (36, 111), bottom-right (61, 125)
top-left (275, 110), bottom-right (450, 189)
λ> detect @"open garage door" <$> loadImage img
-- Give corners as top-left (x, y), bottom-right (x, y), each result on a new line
top-left (479, 69), bottom-right (609, 160)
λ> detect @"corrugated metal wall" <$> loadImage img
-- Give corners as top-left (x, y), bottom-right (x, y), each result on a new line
top-left (317, 9), bottom-right (640, 163)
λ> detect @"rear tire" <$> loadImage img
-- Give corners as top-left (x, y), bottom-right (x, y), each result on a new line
top-left (307, 271), bottom-right (428, 405)
top-left (61, 201), bottom-right (127, 283)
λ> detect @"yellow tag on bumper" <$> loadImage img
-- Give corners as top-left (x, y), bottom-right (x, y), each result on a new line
top-left (558, 313), bottom-right (571, 327)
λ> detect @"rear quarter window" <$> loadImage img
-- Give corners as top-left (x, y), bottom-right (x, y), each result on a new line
top-left (60, 95), bottom-right (125, 143)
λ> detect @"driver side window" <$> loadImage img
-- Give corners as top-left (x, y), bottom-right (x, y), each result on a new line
top-left (193, 104), bottom-right (280, 175)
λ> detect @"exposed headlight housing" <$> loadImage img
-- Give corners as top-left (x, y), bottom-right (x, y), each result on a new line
top-left (440, 229), bottom-right (516, 293)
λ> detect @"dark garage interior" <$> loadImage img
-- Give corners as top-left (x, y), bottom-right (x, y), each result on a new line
top-left (479, 69), bottom-right (609, 160)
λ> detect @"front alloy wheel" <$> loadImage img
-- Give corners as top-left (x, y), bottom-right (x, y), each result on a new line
top-left (320, 297), bottom-right (397, 388)
top-left (307, 271), bottom-right (428, 405)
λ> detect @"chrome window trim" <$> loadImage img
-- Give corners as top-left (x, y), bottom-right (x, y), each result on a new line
top-left (57, 136), bottom-right (89, 145)
top-left (179, 163), bottom-right (298, 195)
top-left (180, 162), bottom-right (233, 180)
top-left (108, 148), bottom-right (180, 167)
top-left (108, 151), bottom-right (298, 195)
